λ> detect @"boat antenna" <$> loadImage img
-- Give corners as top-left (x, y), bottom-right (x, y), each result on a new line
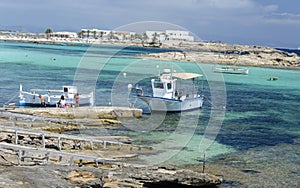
top-left (202, 150), bottom-right (206, 173)
top-left (201, 76), bottom-right (204, 94)
top-left (170, 62), bottom-right (173, 80)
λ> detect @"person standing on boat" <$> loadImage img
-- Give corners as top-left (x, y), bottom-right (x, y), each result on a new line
top-left (39, 95), bottom-right (46, 107)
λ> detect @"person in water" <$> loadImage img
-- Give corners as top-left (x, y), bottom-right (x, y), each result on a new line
top-left (39, 95), bottom-right (46, 107)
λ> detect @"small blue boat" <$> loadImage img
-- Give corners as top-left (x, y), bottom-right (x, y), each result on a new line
top-left (19, 84), bottom-right (94, 107)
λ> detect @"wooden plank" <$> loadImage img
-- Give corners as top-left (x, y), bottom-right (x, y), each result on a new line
top-left (0, 143), bottom-right (118, 165)
top-left (0, 125), bottom-right (129, 148)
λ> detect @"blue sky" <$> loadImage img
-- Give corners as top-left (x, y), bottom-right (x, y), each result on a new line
top-left (0, 0), bottom-right (299, 48)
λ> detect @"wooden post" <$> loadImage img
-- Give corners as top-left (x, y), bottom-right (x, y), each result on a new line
top-left (22, 150), bottom-right (25, 162)
top-left (42, 134), bottom-right (45, 148)
top-left (202, 151), bottom-right (206, 173)
top-left (13, 117), bottom-right (17, 126)
top-left (103, 141), bottom-right (106, 149)
top-left (45, 152), bottom-right (50, 164)
top-left (90, 141), bottom-right (94, 150)
top-left (69, 156), bottom-right (74, 166)
top-left (95, 160), bottom-right (99, 168)
top-left (57, 136), bottom-right (61, 151)
top-left (58, 156), bottom-right (62, 162)
top-left (15, 131), bottom-right (18, 145)
top-left (79, 159), bottom-right (83, 167)
top-left (18, 150), bottom-right (22, 166)
top-left (79, 141), bottom-right (82, 150)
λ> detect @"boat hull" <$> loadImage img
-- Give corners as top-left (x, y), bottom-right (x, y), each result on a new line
top-left (213, 67), bottom-right (249, 75)
top-left (19, 102), bottom-right (92, 107)
top-left (138, 96), bottom-right (204, 112)
top-left (19, 93), bottom-right (93, 107)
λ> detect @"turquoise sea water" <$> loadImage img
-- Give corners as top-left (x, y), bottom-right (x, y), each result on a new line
top-left (0, 41), bottom-right (299, 187)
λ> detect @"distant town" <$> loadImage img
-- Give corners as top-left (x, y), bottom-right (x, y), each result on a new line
top-left (0, 28), bottom-right (211, 46)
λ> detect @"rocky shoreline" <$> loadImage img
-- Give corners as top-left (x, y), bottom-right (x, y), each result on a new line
top-left (0, 107), bottom-right (222, 187)
top-left (139, 41), bottom-right (300, 69)
top-left (1, 37), bottom-right (300, 69)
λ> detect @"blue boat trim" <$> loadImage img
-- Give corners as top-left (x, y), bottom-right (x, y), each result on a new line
top-left (138, 95), bottom-right (203, 102)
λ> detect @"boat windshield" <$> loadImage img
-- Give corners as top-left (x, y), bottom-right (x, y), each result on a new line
top-left (154, 82), bottom-right (164, 89)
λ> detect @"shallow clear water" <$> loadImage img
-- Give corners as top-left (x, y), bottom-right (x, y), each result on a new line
top-left (0, 41), bottom-right (299, 187)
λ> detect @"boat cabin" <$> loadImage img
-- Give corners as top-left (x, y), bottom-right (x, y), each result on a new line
top-left (136, 70), bottom-right (204, 112)
top-left (151, 77), bottom-right (176, 99)
top-left (151, 71), bottom-right (203, 100)
top-left (19, 84), bottom-right (94, 107)
top-left (63, 86), bottom-right (77, 99)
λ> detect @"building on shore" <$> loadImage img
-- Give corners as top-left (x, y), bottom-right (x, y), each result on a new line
top-left (145, 31), bottom-right (166, 43)
top-left (0, 28), bottom-right (194, 45)
top-left (48, 32), bottom-right (78, 38)
top-left (165, 30), bottom-right (194, 42)
top-left (79, 29), bottom-right (136, 41)
top-left (80, 29), bottom-right (111, 39)
top-left (145, 30), bottom-right (194, 43)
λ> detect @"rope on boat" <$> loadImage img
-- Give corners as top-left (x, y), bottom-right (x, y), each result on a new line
top-left (204, 97), bottom-right (226, 110)
top-left (203, 97), bottom-right (214, 108)
top-left (3, 92), bottom-right (19, 107)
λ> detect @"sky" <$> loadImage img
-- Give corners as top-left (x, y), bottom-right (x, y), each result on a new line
top-left (0, 0), bottom-right (300, 48)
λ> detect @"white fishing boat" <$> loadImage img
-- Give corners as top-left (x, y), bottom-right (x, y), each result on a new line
top-left (212, 65), bottom-right (249, 75)
top-left (19, 84), bottom-right (94, 107)
top-left (136, 69), bottom-right (204, 112)
top-left (213, 49), bottom-right (249, 75)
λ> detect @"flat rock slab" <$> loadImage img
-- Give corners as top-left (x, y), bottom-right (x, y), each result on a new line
top-left (6, 106), bottom-right (143, 119)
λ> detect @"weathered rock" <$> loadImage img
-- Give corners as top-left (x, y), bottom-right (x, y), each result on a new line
top-left (140, 41), bottom-right (300, 69)
top-left (63, 165), bottom-right (222, 188)
top-left (0, 161), bottom-right (222, 188)
top-left (122, 165), bottom-right (222, 187)
top-left (6, 106), bottom-right (142, 119)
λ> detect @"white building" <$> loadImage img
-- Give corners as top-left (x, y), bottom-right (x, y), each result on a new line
top-left (165, 30), bottom-right (194, 42)
top-left (49, 32), bottom-right (77, 38)
top-left (80, 29), bottom-right (111, 39)
top-left (113, 31), bottom-right (136, 41)
top-left (80, 29), bottom-right (135, 41)
top-left (145, 30), bottom-right (194, 43)
top-left (145, 31), bottom-right (165, 42)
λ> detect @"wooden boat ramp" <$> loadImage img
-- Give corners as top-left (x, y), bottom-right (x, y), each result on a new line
top-left (0, 106), bottom-right (150, 168)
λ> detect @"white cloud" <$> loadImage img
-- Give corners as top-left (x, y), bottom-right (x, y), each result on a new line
top-left (262, 4), bottom-right (278, 12)
top-left (197, 0), bottom-right (257, 10)
top-left (263, 12), bottom-right (300, 24)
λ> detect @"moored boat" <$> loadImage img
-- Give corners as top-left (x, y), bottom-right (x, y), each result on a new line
top-left (212, 65), bottom-right (249, 75)
top-left (19, 84), bottom-right (94, 107)
top-left (136, 69), bottom-right (204, 112)
top-left (268, 76), bottom-right (278, 81)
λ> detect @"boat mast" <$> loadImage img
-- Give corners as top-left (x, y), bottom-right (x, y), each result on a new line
top-left (170, 63), bottom-right (173, 80)
top-left (156, 65), bottom-right (160, 79)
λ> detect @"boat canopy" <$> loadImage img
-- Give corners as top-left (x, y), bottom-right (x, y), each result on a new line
top-left (168, 72), bottom-right (203, 80)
